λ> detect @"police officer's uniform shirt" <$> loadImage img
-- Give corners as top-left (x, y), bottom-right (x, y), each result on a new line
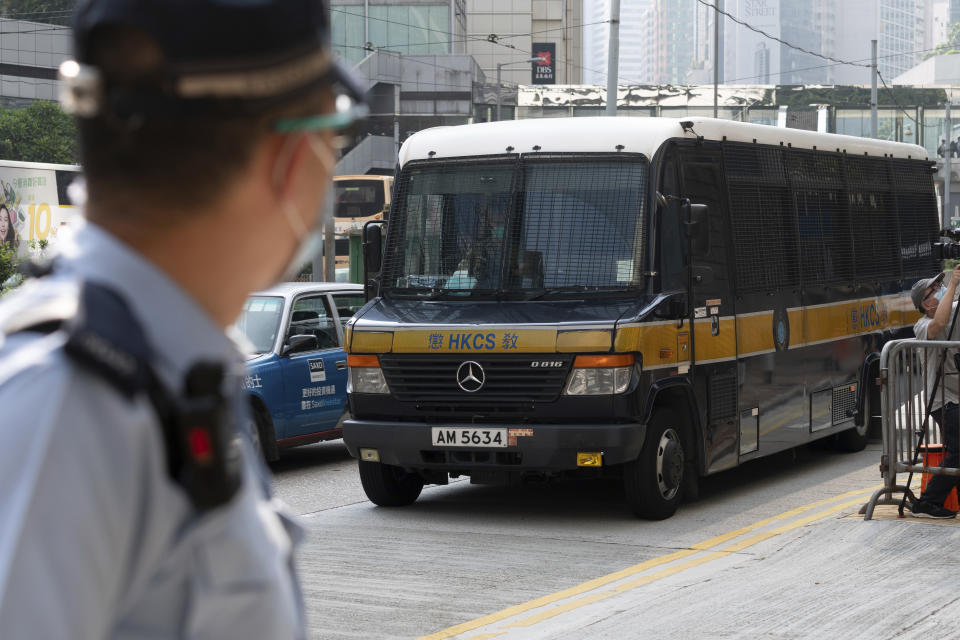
top-left (0, 222), bottom-right (306, 639)
top-left (914, 301), bottom-right (960, 412)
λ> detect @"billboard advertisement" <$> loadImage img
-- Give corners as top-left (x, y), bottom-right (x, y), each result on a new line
top-left (532, 43), bottom-right (556, 85)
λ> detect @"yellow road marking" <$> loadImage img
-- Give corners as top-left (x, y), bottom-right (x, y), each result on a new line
top-left (502, 495), bottom-right (868, 629)
top-left (418, 485), bottom-right (880, 640)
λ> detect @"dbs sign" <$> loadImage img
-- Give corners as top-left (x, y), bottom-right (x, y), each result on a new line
top-left (532, 42), bottom-right (556, 84)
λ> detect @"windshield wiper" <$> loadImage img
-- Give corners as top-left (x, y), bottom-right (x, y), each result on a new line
top-left (425, 287), bottom-right (498, 300)
top-left (525, 286), bottom-right (627, 300)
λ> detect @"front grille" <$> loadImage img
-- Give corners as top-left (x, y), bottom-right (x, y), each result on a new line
top-left (379, 353), bottom-right (573, 406)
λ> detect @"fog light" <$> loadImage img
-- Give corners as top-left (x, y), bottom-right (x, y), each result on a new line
top-left (360, 448), bottom-right (380, 462)
top-left (577, 452), bottom-right (602, 467)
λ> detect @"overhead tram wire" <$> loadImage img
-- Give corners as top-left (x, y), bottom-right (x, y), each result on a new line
top-left (692, 0), bottom-right (869, 69)
top-left (330, 11), bottom-right (624, 89)
top-left (330, 6), bottom-right (609, 55)
top-left (0, 24), bottom-right (71, 35)
top-left (875, 69), bottom-right (939, 132)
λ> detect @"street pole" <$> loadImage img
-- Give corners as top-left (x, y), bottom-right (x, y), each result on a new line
top-left (713, 0), bottom-right (719, 119)
top-left (605, 0), bottom-right (620, 116)
top-left (319, 186), bottom-right (334, 282)
top-left (394, 83), bottom-right (400, 159)
top-left (946, 102), bottom-right (952, 230)
top-left (497, 63), bottom-right (502, 121)
top-left (871, 39), bottom-right (878, 139)
top-left (497, 58), bottom-right (541, 121)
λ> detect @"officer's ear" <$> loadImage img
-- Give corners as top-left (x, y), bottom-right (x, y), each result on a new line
top-left (267, 133), bottom-right (313, 202)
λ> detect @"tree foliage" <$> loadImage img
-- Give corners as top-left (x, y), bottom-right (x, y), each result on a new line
top-left (925, 22), bottom-right (960, 60)
top-left (0, 100), bottom-right (77, 164)
top-left (0, 0), bottom-right (74, 25)
top-left (0, 243), bottom-right (18, 292)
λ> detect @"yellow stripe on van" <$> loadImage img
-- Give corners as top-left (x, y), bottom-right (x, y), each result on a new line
top-left (614, 323), bottom-right (685, 365)
top-left (348, 331), bottom-right (394, 353)
top-left (735, 312), bottom-right (774, 354)
top-left (556, 330), bottom-right (612, 352)
top-left (391, 329), bottom-right (557, 353)
top-left (692, 317), bottom-right (738, 361)
top-left (347, 293), bottom-right (920, 360)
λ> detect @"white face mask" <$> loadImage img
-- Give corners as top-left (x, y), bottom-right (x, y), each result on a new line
top-left (935, 285), bottom-right (948, 302)
top-left (273, 134), bottom-right (337, 283)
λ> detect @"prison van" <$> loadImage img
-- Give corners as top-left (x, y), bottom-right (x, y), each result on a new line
top-left (341, 116), bottom-right (939, 519)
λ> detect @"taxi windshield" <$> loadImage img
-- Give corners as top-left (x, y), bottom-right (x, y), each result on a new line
top-left (236, 296), bottom-right (285, 353)
top-left (381, 154), bottom-right (647, 299)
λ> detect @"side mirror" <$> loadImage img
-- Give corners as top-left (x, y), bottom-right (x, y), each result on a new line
top-left (282, 334), bottom-right (319, 357)
top-left (363, 221), bottom-right (385, 302)
top-left (654, 293), bottom-right (687, 319)
top-left (681, 202), bottom-right (710, 257)
top-left (363, 222), bottom-right (383, 274)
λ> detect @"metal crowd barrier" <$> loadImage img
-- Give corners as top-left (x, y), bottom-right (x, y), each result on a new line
top-left (863, 338), bottom-right (960, 520)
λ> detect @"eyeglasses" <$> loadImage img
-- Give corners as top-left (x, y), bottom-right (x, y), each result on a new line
top-left (273, 94), bottom-right (368, 134)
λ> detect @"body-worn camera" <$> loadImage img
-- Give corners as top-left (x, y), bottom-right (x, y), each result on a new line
top-left (933, 228), bottom-right (960, 260)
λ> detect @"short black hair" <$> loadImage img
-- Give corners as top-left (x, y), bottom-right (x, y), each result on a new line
top-left (77, 26), bottom-right (331, 221)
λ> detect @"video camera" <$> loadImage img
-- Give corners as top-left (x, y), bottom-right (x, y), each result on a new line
top-left (932, 228), bottom-right (960, 260)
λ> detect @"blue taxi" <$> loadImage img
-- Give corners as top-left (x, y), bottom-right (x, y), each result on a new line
top-left (235, 282), bottom-right (366, 461)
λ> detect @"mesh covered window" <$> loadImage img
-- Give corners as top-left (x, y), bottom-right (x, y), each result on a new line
top-left (889, 158), bottom-right (939, 279)
top-left (724, 145), bottom-right (798, 293)
top-left (845, 156), bottom-right (899, 283)
top-left (383, 158), bottom-right (516, 291)
top-left (382, 154), bottom-right (647, 297)
top-left (514, 158), bottom-right (645, 289)
top-left (787, 150), bottom-right (854, 286)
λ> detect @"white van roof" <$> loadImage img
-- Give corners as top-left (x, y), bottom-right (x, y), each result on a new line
top-left (398, 117), bottom-right (928, 167)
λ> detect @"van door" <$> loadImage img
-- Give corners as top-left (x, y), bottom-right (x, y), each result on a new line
top-left (677, 144), bottom-right (739, 473)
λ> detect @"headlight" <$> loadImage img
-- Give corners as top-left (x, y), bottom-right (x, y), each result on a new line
top-left (347, 355), bottom-right (390, 394)
top-left (564, 355), bottom-right (634, 395)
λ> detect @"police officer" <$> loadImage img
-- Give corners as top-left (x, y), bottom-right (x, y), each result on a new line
top-left (0, 1), bottom-right (364, 638)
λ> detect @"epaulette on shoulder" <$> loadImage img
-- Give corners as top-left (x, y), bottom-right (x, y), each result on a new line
top-left (63, 282), bottom-right (152, 399)
top-left (0, 279), bottom-right (81, 341)
top-left (0, 279), bottom-right (151, 398)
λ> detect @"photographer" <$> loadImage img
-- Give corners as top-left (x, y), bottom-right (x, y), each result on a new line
top-left (910, 266), bottom-right (960, 518)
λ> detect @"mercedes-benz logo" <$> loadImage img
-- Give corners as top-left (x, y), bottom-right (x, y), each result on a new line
top-left (456, 361), bottom-right (485, 393)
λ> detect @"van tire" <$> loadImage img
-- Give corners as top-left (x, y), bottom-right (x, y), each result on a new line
top-left (836, 390), bottom-right (871, 453)
top-left (358, 460), bottom-right (424, 506)
top-left (624, 409), bottom-right (685, 520)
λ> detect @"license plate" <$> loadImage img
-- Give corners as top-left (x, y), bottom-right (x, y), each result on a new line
top-left (431, 427), bottom-right (507, 448)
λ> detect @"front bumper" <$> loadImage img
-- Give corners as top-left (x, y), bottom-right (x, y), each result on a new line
top-left (342, 419), bottom-right (646, 471)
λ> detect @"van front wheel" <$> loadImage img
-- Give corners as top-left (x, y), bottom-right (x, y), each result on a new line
top-left (624, 410), bottom-right (685, 520)
top-left (358, 460), bottom-right (424, 507)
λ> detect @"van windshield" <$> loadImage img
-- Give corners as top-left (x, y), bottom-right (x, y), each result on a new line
top-left (381, 154), bottom-right (647, 299)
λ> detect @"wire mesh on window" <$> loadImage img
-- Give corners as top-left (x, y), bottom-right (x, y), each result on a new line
top-left (785, 150), bottom-right (843, 190)
top-left (515, 159), bottom-right (645, 289)
top-left (381, 154), bottom-right (645, 294)
top-left (889, 159), bottom-right (939, 279)
top-left (794, 189), bottom-right (827, 287)
top-left (724, 145), bottom-right (798, 293)
top-left (724, 143), bottom-right (785, 184)
top-left (786, 150), bottom-right (855, 285)
top-left (382, 159), bottom-right (516, 291)
top-left (844, 156), bottom-right (900, 282)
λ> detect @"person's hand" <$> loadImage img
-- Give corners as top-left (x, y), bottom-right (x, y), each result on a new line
top-left (951, 265), bottom-right (960, 289)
